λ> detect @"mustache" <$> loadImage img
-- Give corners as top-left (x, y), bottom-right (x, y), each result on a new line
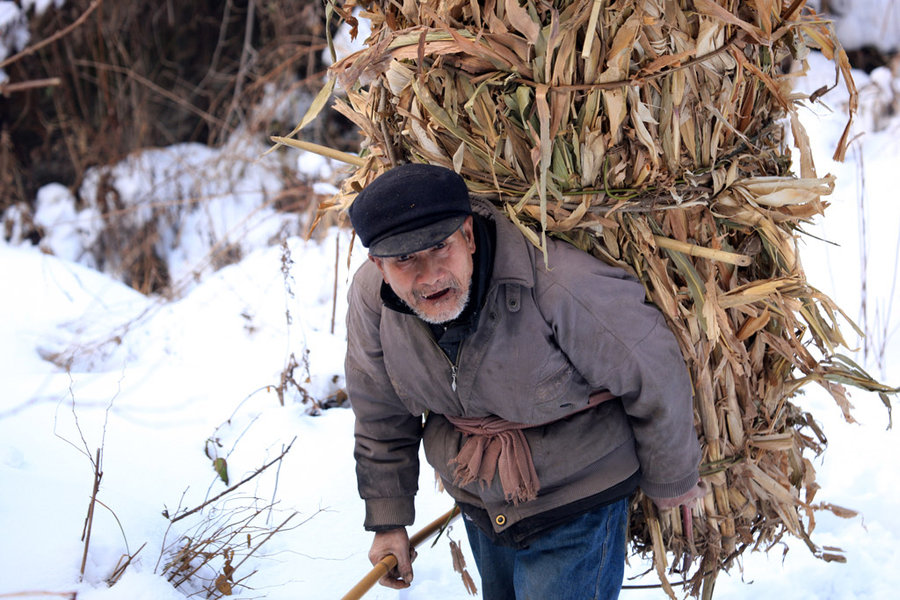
top-left (414, 279), bottom-right (460, 299)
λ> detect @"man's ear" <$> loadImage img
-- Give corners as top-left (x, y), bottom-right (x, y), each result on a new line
top-left (461, 216), bottom-right (475, 254)
top-left (369, 255), bottom-right (387, 277)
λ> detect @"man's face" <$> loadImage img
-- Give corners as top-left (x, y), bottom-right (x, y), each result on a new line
top-left (371, 216), bottom-right (476, 324)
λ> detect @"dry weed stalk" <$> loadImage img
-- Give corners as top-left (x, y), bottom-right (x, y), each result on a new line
top-left (278, 0), bottom-right (899, 596)
top-left (162, 500), bottom-right (298, 599)
top-left (0, 1), bottom-right (103, 72)
top-left (170, 438), bottom-right (295, 525)
top-left (106, 542), bottom-right (147, 587)
top-left (159, 440), bottom-right (299, 597)
top-left (79, 448), bottom-right (102, 582)
top-left (3, 0), bottom-right (345, 210)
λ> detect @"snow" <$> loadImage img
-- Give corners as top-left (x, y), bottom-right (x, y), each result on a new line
top-left (827, 0), bottom-right (900, 53)
top-left (323, 7), bottom-right (373, 67)
top-left (21, 0), bottom-right (67, 16)
top-left (0, 0), bottom-right (28, 84)
top-left (2, 16), bottom-right (900, 600)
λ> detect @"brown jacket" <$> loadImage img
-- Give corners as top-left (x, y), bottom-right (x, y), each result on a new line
top-left (345, 200), bottom-right (700, 534)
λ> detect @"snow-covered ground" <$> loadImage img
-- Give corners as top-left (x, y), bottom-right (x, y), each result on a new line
top-left (2, 9), bottom-right (900, 600)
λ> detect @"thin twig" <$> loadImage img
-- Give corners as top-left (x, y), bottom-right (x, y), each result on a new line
top-left (71, 59), bottom-right (228, 129)
top-left (876, 218), bottom-right (900, 376)
top-left (0, 0), bottom-right (104, 70)
top-left (107, 542), bottom-right (146, 586)
top-left (331, 233), bottom-right (340, 335)
top-left (170, 438), bottom-right (295, 524)
top-left (855, 143), bottom-right (869, 363)
top-left (80, 448), bottom-right (103, 581)
top-left (0, 77), bottom-right (62, 96)
top-left (197, 0), bottom-right (234, 91)
top-left (220, 0), bottom-right (257, 142)
top-left (94, 498), bottom-right (131, 556)
top-left (155, 488), bottom-right (189, 573)
top-left (53, 371), bottom-right (90, 461)
top-left (268, 442), bottom-right (287, 526)
top-left (230, 512), bottom-right (298, 574)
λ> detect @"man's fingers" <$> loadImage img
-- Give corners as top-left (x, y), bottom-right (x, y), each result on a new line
top-left (372, 549), bottom-right (412, 584)
top-left (369, 529), bottom-right (414, 588)
top-left (395, 550), bottom-right (414, 584)
top-left (379, 571), bottom-right (411, 589)
top-left (375, 556), bottom-right (412, 589)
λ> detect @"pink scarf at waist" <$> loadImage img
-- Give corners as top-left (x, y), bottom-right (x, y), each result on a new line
top-left (445, 390), bottom-right (615, 505)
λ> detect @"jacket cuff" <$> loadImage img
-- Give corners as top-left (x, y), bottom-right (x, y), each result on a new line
top-left (364, 497), bottom-right (416, 531)
top-left (640, 470), bottom-right (698, 500)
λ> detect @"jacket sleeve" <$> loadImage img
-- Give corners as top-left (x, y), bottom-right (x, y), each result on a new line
top-left (345, 263), bottom-right (422, 530)
top-left (535, 244), bottom-right (701, 500)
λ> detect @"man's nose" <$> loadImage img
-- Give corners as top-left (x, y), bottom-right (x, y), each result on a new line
top-left (415, 255), bottom-right (443, 286)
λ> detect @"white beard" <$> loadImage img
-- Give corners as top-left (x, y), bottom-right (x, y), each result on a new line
top-left (412, 285), bottom-right (471, 325)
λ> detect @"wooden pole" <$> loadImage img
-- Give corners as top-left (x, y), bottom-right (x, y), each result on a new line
top-left (341, 505), bottom-right (461, 600)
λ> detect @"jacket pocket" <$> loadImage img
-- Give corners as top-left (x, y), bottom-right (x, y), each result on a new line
top-left (527, 399), bottom-right (634, 484)
top-left (530, 361), bottom-right (592, 423)
top-left (422, 414), bottom-right (462, 481)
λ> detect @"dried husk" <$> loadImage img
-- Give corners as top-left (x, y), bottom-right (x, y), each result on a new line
top-left (283, 0), bottom-right (898, 596)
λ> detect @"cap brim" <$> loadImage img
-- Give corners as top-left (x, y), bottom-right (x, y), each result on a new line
top-left (368, 215), bottom-right (467, 257)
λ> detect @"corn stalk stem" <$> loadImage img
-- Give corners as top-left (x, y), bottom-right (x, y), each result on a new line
top-left (653, 235), bottom-right (752, 266)
top-left (270, 136), bottom-right (366, 167)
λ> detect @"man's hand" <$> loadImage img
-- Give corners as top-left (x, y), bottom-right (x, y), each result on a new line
top-left (368, 528), bottom-right (417, 589)
top-left (651, 480), bottom-right (708, 511)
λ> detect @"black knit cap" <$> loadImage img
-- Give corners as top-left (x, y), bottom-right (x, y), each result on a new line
top-left (348, 163), bottom-right (472, 257)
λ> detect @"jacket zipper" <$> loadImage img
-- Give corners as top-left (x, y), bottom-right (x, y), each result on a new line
top-left (417, 320), bottom-right (462, 392)
top-left (443, 339), bottom-right (463, 392)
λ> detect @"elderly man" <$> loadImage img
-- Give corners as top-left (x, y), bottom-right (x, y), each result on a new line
top-left (345, 163), bottom-right (703, 599)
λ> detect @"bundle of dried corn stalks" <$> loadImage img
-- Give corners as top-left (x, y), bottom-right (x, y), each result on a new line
top-left (276, 0), bottom-right (897, 596)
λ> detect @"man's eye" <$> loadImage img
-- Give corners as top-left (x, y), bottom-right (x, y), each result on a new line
top-left (433, 242), bottom-right (447, 251)
top-left (396, 255), bottom-right (412, 263)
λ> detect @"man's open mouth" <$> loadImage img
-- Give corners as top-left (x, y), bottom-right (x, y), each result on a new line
top-left (423, 288), bottom-right (451, 301)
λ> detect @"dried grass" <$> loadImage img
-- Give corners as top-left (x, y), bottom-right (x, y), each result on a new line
top-left (283, 0), bottom-right (898, 595)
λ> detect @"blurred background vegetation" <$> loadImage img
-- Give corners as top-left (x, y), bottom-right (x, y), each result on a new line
top-left (0, 0), bottom-right (360, 213)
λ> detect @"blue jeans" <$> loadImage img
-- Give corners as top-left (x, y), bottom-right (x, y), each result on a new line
top-left (463, 499), bottom-right (628, 600)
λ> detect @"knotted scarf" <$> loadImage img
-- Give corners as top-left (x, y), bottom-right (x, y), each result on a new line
top-left (446, 391), bottom-right (615, 505)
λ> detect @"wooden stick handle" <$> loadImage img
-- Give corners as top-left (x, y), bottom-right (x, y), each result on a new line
top-left (342, 555), bottom-right (399, 600)
top-left (341, 505), bottom-right (461, 600)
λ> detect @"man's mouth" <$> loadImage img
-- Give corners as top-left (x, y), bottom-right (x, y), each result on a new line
top-left (422, 288), bottom-right (451, 302)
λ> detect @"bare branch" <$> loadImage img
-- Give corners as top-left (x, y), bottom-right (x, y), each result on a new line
top-left (0, 0), bottom-right (104, 70)
top-left (171, 438), bottom-right (296, 524)
top-left (70, 59), bottom-right (228, 130)
top-left (0, 77), bottom-right (62, 96)
top-left (79, 448), bottom-right (103, 581)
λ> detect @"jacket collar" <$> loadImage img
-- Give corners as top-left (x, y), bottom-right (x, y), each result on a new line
top-left (471, 198), bottom-right (535, 291)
